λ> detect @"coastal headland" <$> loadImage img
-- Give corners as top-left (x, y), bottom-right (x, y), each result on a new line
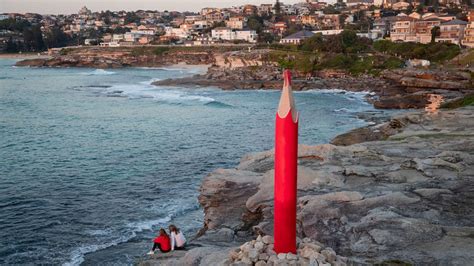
top-left (15, 46), bottom-right (473, 109)
top-left (13, 46), bottom-right (474, 265)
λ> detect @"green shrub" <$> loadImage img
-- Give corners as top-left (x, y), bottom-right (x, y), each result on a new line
top-left (59, 48), bottom-right (72, 55)
top-left (382, 57), bottom-right (404, 69)
top-left (153, 47), bottom-right (169, 55)
top-left (372, 40), bottom-right (460, 63)
top-left (278, 58), bottom-right (295, 69)
top-left (441, 94), bottom-right (474, 109)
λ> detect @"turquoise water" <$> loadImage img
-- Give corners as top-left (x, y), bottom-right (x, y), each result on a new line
top-left (0, 59), bottom-right (381, 265)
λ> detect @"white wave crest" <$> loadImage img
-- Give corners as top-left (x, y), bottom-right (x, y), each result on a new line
top-left (87, 78), bottom-right (216, 104)
top-left (63, 216), bottom-right (171, 266)
top-left (81, 69), bottom-right (116, 76)
top-left (334, 108), bottom-right (351, 113)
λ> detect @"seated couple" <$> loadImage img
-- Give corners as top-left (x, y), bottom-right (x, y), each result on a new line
top-left (148, 225), bottom-right (186, 255)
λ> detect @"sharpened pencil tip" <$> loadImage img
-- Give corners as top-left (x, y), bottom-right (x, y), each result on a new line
top-left (278, 69), bottom-right (298, 122)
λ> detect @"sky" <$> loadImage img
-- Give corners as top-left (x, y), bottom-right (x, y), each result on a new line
top-left (0, 0), bottom-right (303, 14)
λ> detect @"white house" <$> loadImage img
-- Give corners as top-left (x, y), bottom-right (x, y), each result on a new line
top-left (193, 20), bottom-right (210, 31)
top-left (312, 29), bottom-right (344, 35)
top-left (124, 32), bottom-right (141, 43)
top-left (212, 27), bottom-right (234, 41)
top-left (211, 27), bottom-right (258, 43)
top-left (165, 27), bottom-right (190, 39)
top-left (235, 30), bottom-right (258, 43)
top-left (280, 30), bottom-right (315, 44)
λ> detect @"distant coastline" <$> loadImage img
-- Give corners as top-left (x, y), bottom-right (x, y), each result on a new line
top-left (0, 53), bottom-right (51, 60)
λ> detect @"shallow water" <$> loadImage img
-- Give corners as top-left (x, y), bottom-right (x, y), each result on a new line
top-left (0, 60), bottom-right (387, 265)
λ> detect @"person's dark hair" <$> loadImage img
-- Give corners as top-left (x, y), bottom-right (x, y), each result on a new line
top-left (159, 228), bottom-right (168, 236)
top-left (169, 224), bottom-right (180, 233)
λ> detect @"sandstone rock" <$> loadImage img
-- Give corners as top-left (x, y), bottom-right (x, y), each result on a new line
top-left (321, 248), bottom-right (336, 263)
top-left (262, 235), bottom-right (274, 244)
top-left (286, 253), bottom-right (297, 260)
top-left (268, 255), bottom-right (279, 264)
top-left (145, 107), bottom-right (474, 266)
top-left (255, 241), bottom-right (265, 251)
top-left (259, 253), bottom-right (269, 261)
top-left (248, 248), bottom-right (260, 262)
top-left (414, 188), bottom-right (453, 198)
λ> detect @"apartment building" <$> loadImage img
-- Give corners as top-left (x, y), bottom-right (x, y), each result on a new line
top-left (226, 17), bottom-right (247, 30)
top-left (211, 27), bottom-right (257, 43)
top-left (436, 19), bottom-right (467, 45)
top-left (462, 10), bottom-right (474, 47)
top-left (415, 18), bottom-right (442, 43)
top-left (390, 17), bottom-right (417, 42)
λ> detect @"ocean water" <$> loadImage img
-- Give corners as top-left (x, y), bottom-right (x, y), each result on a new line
top-left (0, 59), bottom-right (385, 265)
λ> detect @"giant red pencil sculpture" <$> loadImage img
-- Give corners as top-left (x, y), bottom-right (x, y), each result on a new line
top-left (274, 69), bottom-right (298, 254)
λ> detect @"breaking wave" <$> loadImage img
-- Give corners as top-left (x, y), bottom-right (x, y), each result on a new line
top-left (80, 69), bottom-right (116, 76)
top-left (64, 216), bottom-right (171, 266)
top-left (85, 78), bottom-right (217, 104)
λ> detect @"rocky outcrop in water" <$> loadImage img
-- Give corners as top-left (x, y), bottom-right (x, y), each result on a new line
top-left (153, 65), bottom-right (389, 92)
top-left (140, 106), bottom-right (474, 265)
top-left (373, 69), bottom-right (473, 109)
top-left (15, 47), bottom-right (214, 68)
top-left (154, 64), bottom-right (473, 110)
top-left (16, 47), bottom-right (473, 110)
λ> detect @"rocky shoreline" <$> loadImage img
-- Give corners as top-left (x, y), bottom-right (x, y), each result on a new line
top-left (15, 48), bottom-right (472, 109)
top-left (14, 47), bottom-right (214, 68)
top-left (153, 65), bottom-right (472, 109)
top-left (11, 48), bottom-right (474, 265)
top-left (139, 105), bottom-right (474, 265)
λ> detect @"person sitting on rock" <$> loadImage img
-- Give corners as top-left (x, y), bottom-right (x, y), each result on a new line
top-left (169, 224), bottom-right (186, 251)
top-left (148, 228), bottom-right (171, 255)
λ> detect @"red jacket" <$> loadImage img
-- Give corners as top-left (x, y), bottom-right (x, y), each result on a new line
top-left (153, 235), bottom-right (171, 252)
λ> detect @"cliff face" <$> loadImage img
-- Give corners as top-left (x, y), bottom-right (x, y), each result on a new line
top-left (15, 47), bottom-right (215, 68)
top-left (191, 107), bottom-right (474, 265)
top-left (374, 69), bottom-right (472, 109)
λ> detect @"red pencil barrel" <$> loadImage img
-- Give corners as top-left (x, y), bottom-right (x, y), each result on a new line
top-left (274, 111), bottom-right (298, 254)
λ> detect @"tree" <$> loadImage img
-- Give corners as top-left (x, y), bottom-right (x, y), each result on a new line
top-left (125, 12), bottom-right (140, 24)
top-left (258, 32), bottom-right (275, 43)
top-left (300, 34), bottom-right (324, 52)
top-left (416, 4), bottom-right (424, 13)
top-left (341, 30), bottom-right (358, 48)
top-left (248, 15), bottom-right (264, 33)
top-left (285, 23), bottom-right (303, 36)
top-left (274, 0), bottom-right (282, 21)
top-left (44, 27), bottom-right (69, 48)
top-left (431, 26), bottom-right (440, 43)
top-left (323, 5), bottom-right (341, 14)
top-left (23, 25), bottom-right (45, 51)
top-left (5, 37), bottom-right (19, 52)
top-left (0, 18), bottom-right (31, 32)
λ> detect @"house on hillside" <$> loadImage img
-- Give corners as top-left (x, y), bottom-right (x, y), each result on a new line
top-left (280, 30), bottom-right (315, 44)
top-left (211, 27), bottom-right (257, 43)
top-left (415, 18), bottom-right (442, 43)
top-left (390, 17), bottom-right (417, 42)
top-left (436, 19), bottom-right (468, 45)
top-left (462, 11), bottom-right (474, 48)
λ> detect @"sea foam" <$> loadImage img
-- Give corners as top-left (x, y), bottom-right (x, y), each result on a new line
top-left (64, 216), bottom-right (171, 266)
top-left (81, 69), bottom-right (116, 76)
top-left (87, 78), bottom-right (217, 104)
